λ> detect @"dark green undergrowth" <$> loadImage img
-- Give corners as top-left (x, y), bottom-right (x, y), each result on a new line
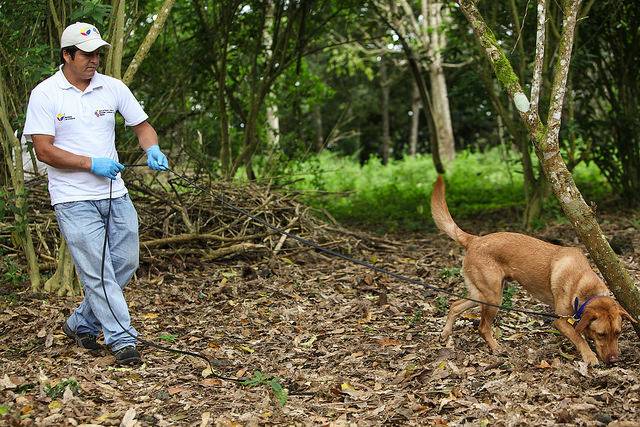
top-left (284, 149), bottom-right (610, 232)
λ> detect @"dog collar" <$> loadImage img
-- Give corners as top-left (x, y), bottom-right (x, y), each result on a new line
top-left (572, 296), bottom-right (597, 323)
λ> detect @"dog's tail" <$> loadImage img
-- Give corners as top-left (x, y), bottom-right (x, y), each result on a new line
top-left (431, 176), bottom-right (475, 248)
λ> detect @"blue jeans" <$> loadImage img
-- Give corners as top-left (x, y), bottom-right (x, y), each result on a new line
top-left (54, 194), bottom-right (139, 351)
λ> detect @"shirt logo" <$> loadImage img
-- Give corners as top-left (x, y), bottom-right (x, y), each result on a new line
top-left (94, 109), bottom-right (115, 117)
top-left (80, 27), bottom-right (98, 36)
top-left (56, 113), bottom-right (76, 122)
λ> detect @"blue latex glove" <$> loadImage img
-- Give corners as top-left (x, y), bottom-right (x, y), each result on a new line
top-left (90, 157), bottom-right (125, 180)
top-left (146, 145), bottom-right (169, 171)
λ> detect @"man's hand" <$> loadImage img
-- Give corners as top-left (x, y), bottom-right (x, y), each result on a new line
top-left (90, 158), bottom-right (125, 180)
top-left (146, 145), bottom-right (169, 171)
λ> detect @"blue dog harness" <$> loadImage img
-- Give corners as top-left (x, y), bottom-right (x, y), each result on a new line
top-left (572, 296), bottom-right (603, 325)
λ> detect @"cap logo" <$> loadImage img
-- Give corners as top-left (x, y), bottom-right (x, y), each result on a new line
top-left (80, 27), bottom-right (98, 37)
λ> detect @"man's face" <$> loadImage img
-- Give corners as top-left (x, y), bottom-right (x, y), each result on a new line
top-left (64, 48), bottom-right (101, 80)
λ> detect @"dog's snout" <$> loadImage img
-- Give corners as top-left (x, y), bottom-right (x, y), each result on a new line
top-left (606, 354), bottom-right (620, 364)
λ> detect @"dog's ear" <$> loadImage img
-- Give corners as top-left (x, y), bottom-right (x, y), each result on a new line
top-left (575, 310), bottom-right (597, 334)
top-left (619, 305), bottom-right (638, 324)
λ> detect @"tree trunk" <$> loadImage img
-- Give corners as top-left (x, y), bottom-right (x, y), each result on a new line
top-left (44, 239), bottom-right (81, 296)
top-left (313, 104), bottom-right (324, 152)
top-left (0, 74), bottom-right (41, 291)
top-left (266, 104), bottom-right (280, 148)
top-left (231, 99), bottom-right (263, 179)
top-left (425, 0), bottom-right (455, 163)
top-left (409, 80), bottom-right (420, 156)
top-left (458, 0), bottom-right (640, 334)
top-left (122, 0), bottom-right (176, 85)
top-left (380, 58), bottom-right (391, 165)
top-left (218, 61), bottom-right (232, 178)
top-left (106, 0), bottom-right (125, 79)
top-left (48, 0), bottom-right (65, 40)
top-left (216, 32), bottom-right (232, 179)
top-left (477, 59), bottom-right (545, 229)
top-left (372, 3), bottom-right (444, 173)
top-left (263, 1), bottom-right (280, 151)
top-left (522, 177), bottom-right (549, 229)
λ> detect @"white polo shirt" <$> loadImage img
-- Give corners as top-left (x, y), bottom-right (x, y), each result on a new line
top-left (23, 66), bottom-right (148, 205)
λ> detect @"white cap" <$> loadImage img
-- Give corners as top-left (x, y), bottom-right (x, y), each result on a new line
top-left (61, 22), bottom-right (111, 52)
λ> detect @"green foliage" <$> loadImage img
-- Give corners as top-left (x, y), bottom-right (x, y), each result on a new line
top-left (0, 405), bottom-right (9, 415)
top-left (439, 267), bottom-right (461, 280)
top-left (70, 0), bottom-right (112, 26)
top-left (435, 296), bottom-right (449, 316)
top-left (242, 371), bottom-right (288, 407)
top-left (158, 333), bottom-right (177, 343)
top-left (44, 378), bottom-right (79, 399)
top-left (501, 283), bottom-right (519, 310)
top-left (2, 257), bottom-right (27, 287)
top-left (288, 149), bottom-right (609, 232)
top-left (405, 308), bottom-right (423, 326)
top-left (15, 383), bottom-right (36, 394)
top-left (4, 190), bottom-right (29, 234)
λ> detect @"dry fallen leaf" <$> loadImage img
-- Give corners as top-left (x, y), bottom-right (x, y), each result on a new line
top-left (1, 374), bottom-right (16, 390)
top-left (538, 360), bottom-right (551, 369)
top-left (375, 338), bottom-right (402, 347)
top-left (201, 378), bottom-right (222, 387)
top-left (120, 407), bottom-right (137, 427)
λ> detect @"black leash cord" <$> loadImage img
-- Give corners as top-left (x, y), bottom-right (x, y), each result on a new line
top-left (102, 178), bottom-right (242, 382)
top-left (101, 164), bottom-right (562, 379)
top-left (157, 166), bottom-right (561, 321)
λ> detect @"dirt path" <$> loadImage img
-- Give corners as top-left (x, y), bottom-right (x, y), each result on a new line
top-left (2, 217), bottom-right (640, 426)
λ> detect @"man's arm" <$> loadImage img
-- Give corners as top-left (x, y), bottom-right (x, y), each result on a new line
top-left (31, 134), bottom-right (124, 180)
top-left (131, 121), bottom-right (158, 151)
top-left (31, 134), bottom-right (91, 171)
top-left (132, 121), bottom-right (168, 171)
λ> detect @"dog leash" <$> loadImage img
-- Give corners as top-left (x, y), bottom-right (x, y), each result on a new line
top-left (100, 168), bottom-right (244, 381)
top-left (98, 165), bottom-right (570, 379)
top-left (140, 165), bottom-right (564, 321)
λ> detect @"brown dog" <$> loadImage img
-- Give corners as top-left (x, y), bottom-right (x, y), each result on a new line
top-left (431, 176), bottom-right (636, 365)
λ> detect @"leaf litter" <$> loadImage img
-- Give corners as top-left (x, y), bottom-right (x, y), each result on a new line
top-left (2, 195), bottom-right (640, 425)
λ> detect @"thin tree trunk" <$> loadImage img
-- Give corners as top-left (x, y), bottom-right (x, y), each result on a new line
top-left (122, 0), bottom-right (176, 85)
top-left (0, 74), bottom-right (41, 291)
top-left (266, 104), bottom-right (280, 148)
top-left (425, 0), bottom-right (455, 163)
top-left (48, 0), bottom-right (65, 40)
top-left (106, 0), bottom-right (125, 78)
top-left (313, 105), bottom-right (324, 152)
top-left (217, 57), bottom-right (232, 178)
top-left (380, 58), bottom-right (391, 165)
top-left (264, 0), bottom-right (280, 150)
top-left (44, 239), bottom-right (81, 296)
top-left (372, 3), bottom-right (444, 173)
top-left (216, 8), bottom-right (232, 179)
top-left (458, 0), bottom-right (640, 334)
top-left (232, 99), bottom-right (263, 179)
top-left (409, 80), bottom-right (420, 156)
top-left (402, 39), bottom-right (443, 172)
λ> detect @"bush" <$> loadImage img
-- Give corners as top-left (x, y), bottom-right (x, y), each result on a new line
top-left (287, 149), bottom-right (609, 232)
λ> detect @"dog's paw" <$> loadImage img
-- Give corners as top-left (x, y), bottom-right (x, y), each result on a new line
top-left (488, 344), bottom-right (504, 355)
top-left (493, 346), bottom-right (508, 356)
top-left (583, 352), bottom-right (600, 366)
top-left (439, 330), bottom-right (452, 342)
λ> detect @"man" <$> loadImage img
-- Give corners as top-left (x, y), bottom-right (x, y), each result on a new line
top-left (23, 22), bottom-right (168, 366)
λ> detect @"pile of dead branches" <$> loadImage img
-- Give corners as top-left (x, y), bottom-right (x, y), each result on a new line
top-left (12, 169), bottom-right (397, 269)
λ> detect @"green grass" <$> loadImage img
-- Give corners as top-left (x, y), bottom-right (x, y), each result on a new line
top-left (285, 149), bottom-right (610, 232)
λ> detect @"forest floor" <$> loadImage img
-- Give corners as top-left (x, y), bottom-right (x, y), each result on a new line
top-left (2, 207), bottom-right (640, 426)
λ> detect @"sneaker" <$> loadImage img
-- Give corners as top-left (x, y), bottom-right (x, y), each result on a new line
top-left (114, 345), bottom-right (142, 366)
top-left (62, 322), bottom-right (102, 351)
